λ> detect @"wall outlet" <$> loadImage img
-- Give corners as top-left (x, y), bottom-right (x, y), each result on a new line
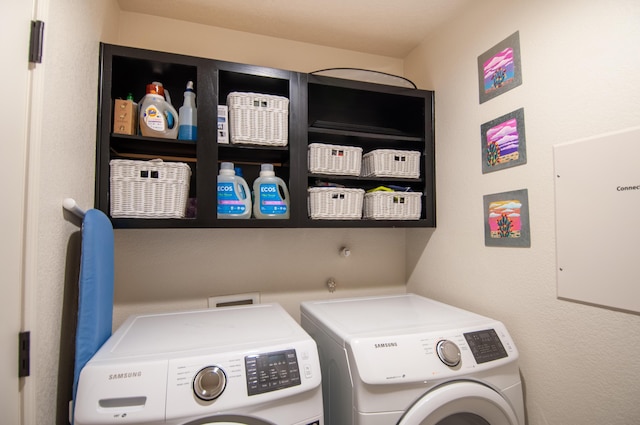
top-left (208, 292), bottom-right (260, 308)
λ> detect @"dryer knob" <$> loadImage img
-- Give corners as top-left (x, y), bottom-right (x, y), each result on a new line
top-left (193, 366), bottom-right (227, 401)
top-left (436, 340), bottom-right (461, 367)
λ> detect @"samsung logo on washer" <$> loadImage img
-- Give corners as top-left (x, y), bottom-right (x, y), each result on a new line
top-left (109, 371), bottom-right (142, 380)
top-left (374, 342), bottom-right (398, 348)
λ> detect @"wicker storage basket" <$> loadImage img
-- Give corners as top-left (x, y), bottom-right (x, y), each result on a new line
top-left (361, 149), bottom-right (421, 178)
top-left (227, 92), bottom-right (289, 146)
top-left (308, 187), bottom-right (364, 220)
top-left (308, 143), bottom-right (362, 176)
top-left (363, 191), bottom-right (422, 220)
top-left (110, 159), bottom-right (191, 218)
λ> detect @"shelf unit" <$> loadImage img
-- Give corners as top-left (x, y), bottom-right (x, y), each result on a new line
top-left (95, 44), bottom-right (435, 228)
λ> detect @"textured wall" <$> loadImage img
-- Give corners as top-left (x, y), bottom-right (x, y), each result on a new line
top-left (405, 0), bottom-right (640, 424)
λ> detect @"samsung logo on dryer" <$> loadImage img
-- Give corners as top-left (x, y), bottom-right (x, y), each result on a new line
top-left (108, 371), bottom-right (142, 380)
top-left (374, 342), bottom-right (398, 348)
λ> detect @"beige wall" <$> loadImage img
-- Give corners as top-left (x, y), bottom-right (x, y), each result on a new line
top-left (405, 0), bottom-right (640, 424)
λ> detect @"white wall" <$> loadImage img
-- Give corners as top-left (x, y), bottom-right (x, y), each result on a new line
top-left (34, 1), bottom-right (640, 424)
top-left (117, 12), bottom-right (405, 74)
top-left (31, 6), bottom-right (408, 423)
top-left (111, 13), bottom-right (408, 326)
top-left (404, 0), bottom-right (640, 424)
top-left (27, 1), bottom-right (120, 423)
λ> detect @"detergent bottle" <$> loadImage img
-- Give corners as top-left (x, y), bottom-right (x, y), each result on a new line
top-left (252, 164), bottom-right (290, 219)
top-left (139, 81), bottom-right (179, 139)
top-left (178, 81), bottom-right (197, 141)
top-left (217, 162), bottom-right (251, 219)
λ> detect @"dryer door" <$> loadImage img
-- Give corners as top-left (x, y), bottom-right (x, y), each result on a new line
top-left (398, 381), bottom-right (519, 425)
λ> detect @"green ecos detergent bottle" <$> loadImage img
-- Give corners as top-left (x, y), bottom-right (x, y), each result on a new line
top-left (139, 82), bottom-right (179, 139)
top-left (253, 164), bottom-right (290, 219)
top-left (217, 162), bottom-right (251, 219)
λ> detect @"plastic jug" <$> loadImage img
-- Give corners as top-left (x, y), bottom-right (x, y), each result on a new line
top-left (253, 164), bottom-right (290, 219)
top-left (139, 81), bottom-right (179, 139)
top-left (178, 81), bottom-right (197, 141)
top-left (217, 162), bottom-right (251, 219)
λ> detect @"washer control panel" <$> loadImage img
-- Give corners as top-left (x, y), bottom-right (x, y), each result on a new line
top-left (245, 349), bottom-right (301, 396)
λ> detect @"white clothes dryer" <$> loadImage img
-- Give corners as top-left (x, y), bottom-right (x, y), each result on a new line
top-left (300, 294), bottom-right (525, 425)
top-left (74, 303), bottom-right (323, 425)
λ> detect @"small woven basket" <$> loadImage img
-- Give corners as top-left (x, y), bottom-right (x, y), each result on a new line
top-left (363, 191), bottom-right (422, 220)
top-left (308, 187), bottom-right (364, 220)
top-left (227, 92), bottom-right (289, 146)
top-left (361, 149), bottom-right (421, 178)
top-left (110, 159), bottom-right (191, 218)
top-left (308, 143), bottom-right (362, 176)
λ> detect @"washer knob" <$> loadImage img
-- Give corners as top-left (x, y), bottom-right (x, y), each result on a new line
top-left (436, 340), bottom-right (461, 367)
top-left (193, 366), bottom-right (227, 401)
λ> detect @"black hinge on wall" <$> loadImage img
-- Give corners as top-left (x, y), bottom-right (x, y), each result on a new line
top-left (29, 20), bottom-right (45, 64)
top-left (19, 331), bottom-right (30, 377)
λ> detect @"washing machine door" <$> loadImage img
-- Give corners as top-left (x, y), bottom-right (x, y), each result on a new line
top-left (182, 415), bottom-right (275, 425)
top-left (398, 381), bottom-right (519, 425)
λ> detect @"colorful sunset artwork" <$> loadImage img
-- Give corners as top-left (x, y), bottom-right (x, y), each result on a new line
top-left (477, 32), bottom-right (522, 103)
top-left (483, 189), bottom-right (530, 247)
top-left (486, 117), bottom-right (519, 166)
top-left (488, 198), bottom-right (523, 238)
top-left (483, 47), bottom-right (515, 95)
top-left (481, 108), bottom-right (526, 174)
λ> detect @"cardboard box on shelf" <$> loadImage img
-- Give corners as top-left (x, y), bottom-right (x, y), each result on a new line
top-left (113, 99), bottom-right (137, 135)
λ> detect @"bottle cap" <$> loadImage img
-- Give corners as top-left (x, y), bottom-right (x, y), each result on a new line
top-left (221, 162), bottom-right (234, 171)
top-left (146, 82), bottom-right (164, 96)
top-left (186, 81), bottom-right (194, 92)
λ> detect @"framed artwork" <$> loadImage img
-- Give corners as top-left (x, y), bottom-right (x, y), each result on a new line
top-left (483, 189), bottom-right (530, 247)
top-left (478, 31), bottom-right (522, 103)
top-left (481, 108), bottom-right (527, 174)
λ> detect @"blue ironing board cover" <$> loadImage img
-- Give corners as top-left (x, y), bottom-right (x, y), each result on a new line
top-left (72, 209), bottom-right (114, 403)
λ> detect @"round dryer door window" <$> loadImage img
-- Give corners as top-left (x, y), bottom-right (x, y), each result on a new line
top-left (398, 381), bottom-right (520, 425)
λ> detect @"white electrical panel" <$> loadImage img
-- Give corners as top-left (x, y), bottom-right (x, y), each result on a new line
top-left (554, 126), bottom-right (640, 313)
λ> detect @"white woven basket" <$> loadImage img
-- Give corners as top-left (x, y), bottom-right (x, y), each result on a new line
top-left (227, 92), bottom-right (289, 146)
top-left (308, 143), bottom-right (362, 176)
top-left (308, 187), bottom-right (364, 220)
top-left (110, 159), bottom-right (191, 218)
top-left (361, 149), bottom-right (421, 178)
top-left (363, 191), bottom-right (422, 220)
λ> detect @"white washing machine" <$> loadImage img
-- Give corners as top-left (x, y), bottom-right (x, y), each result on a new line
top-left (300, 294), bottom-right (525, 425)
top-left (74, 303), bottom-right (323, 425)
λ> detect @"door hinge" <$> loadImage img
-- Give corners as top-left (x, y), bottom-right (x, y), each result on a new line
top-left (29, 20), bottom-right (45, 64)
top-left (19, 331), bottom-right (30, 377)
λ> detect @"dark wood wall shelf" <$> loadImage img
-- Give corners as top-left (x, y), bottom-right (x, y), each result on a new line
top-left (95, 44), bottom-right (435, 228)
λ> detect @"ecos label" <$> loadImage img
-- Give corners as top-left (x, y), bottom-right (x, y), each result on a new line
top-left (258, 183), bottom-right (287, 215)
top-left (217, 182), bottom-right (247, 214)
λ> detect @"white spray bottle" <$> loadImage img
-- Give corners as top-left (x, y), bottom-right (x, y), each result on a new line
top-left (178, 81), bottom-right (197, 141)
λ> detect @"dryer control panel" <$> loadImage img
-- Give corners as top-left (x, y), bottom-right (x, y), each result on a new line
top-left (464, 329), bottom-right (508, 364)
top-left (349, 321), bottom-right (518, 385)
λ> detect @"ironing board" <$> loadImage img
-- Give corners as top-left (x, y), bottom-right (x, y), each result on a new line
top-left (71, 209), bottom-right (114, 416)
